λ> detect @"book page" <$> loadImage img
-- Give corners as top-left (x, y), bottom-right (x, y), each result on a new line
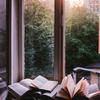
top-left (44, 85), bottom-right (61, 97)
top-left (66, 74), bottom-right (76, 98)
top-left (80, 79), bottom-right (89, 96)
top-left (31, 75), bottom-right (48, 88)
top-left (8, 83), bottom-right (29, 97)
top-left (20, 78), bottom-right (33, 88)
top-left (40, 80), bottom-right (58, 92)
top-left (73, 77), bottom-right (84, 96)
top-left (57, 88), bottom-right (71, 99)
top-left (61, 76), bottom-right (68, 91)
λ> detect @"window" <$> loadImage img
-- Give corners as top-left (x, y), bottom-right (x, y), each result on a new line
top-left (8, 0), bottom-right (65, 83)
top-left (65, 0), bottom-right (100, 86)
top-left (24, 0), bottom-right (54, 78)
top-left (23, 0), bottom-right (65, 81)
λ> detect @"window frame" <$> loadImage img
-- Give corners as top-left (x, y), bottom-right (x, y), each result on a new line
top-left (8, 0), bottom-right (65, 84)
top-left (6, 0), bottom-right (11, 85)
top-left (54, 0), bottom-right (65, 81)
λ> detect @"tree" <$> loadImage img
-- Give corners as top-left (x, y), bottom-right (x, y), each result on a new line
top-left (24, 0), bottom-right (53, 77)
top-left (66, 7), bottom-right (100, 73)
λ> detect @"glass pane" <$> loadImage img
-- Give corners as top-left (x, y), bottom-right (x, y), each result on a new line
top-left (0, 0), bottom-right (7, 99)
top-left (65, 0), bottom-right (100, 86)
top-left (24, 0), bottom-right (54, 78)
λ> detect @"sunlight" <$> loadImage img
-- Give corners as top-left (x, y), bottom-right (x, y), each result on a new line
top-left (39, 0), bottom-right (45, 2)
top-left (70, 0), bottom-right (84, 7)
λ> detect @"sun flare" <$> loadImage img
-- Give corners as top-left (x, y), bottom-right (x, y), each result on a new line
top-left (70, 0), bottom-right (84, 7)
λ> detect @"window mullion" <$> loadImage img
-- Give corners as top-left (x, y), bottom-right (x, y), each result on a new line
top-left (54, 0), bottom-right (65, 82)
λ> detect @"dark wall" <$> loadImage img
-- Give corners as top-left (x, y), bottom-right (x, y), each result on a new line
top-left (0, 0), bottom-right (6, 79)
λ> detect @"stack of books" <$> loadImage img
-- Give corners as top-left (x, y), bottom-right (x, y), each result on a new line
top-left (8, 75), bottom-right (58, 99)
top-left (8, 74), bottom-right (100, 100)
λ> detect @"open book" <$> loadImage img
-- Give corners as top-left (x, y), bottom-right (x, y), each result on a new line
top-left (30, 75), bottom-right (58, 92)
top-left (8, 75), bottom-right (58, 98)
top-left (57, 74), bottom-right (89, 99)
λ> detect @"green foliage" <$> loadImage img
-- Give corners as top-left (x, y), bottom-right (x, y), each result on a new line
top-left (25, 0), bottom-right (53, 77)
top-left (25, 1), bottom-right (100, 76)
top-left (66, 7), bottom-right (100, 73)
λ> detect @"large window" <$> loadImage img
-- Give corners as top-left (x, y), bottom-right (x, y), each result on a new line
top-left (24, 0), bottom-right (54, 78)
top-left (8, 0), bottom-right (100, 87)
top-left (8, 0), bottom-right (64, 83)
top-left (65, 0), bottom-right (100, 84)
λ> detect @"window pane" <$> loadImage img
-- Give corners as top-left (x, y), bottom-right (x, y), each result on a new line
top-left (0, 0), bottom-right (7, 99)
top-left (65, 0), bottom-right (100, 86)
top-left (24, 0), bottom-right (54, 78)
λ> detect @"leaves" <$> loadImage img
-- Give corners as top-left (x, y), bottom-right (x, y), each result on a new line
top-left (24, 0), bottom-right (54, 77)
top-left (66, 6), bottom-right (100, 73)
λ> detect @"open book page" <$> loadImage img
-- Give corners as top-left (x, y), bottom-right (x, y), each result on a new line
top-left (73, 77), bottom-right (84, 96)
top-left (20, 78), bottom-right (34, 88)
top-left (58, 74), bottom-right (75, 98)
top-left (44, 85), bottom-right (61, 98)
top-left (31, 75), bottom-right (48, 88)
top-left (31, 75), bottom-right (58, 92)
top-left (57, 87), bottom-right (71, 100)
top-left (80, 79), bottom-right (89, 96)
top-left (8, 83), bottom-right (29, 97)
top-left (56, 78), bottom-right (71, 99)
top-left (66, 74), bottom-right (76, 98)
top-left (61, 76), bottom-right (68, 91)
top-left (40, 80), bottom-right (58, 92)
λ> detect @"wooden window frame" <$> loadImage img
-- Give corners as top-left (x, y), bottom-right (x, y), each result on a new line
top-left (7, 0), bottom-right (65, 84)
top-left (6, 0), bottom-right (11, 85)
top-left (54, 0), bottom-right (65, 81)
